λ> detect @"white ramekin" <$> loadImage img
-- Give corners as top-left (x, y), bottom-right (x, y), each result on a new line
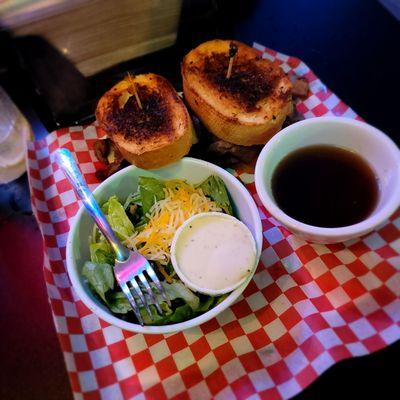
top-left (170, 212), bottom-right (258, 296)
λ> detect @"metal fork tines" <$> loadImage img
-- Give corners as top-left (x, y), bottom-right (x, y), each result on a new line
top-left (114, 252), bottom-right (171, 325)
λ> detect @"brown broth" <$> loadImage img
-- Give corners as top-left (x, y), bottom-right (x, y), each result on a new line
top-left (271, 145), bottom-right (378, 228)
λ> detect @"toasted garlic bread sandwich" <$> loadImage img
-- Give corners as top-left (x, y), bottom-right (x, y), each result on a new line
top-left (182, 40), bottom-right (292, 146)
top-left (96, 73), bottom-right (193, 169)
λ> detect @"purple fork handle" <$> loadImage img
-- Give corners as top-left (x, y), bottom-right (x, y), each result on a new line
top-left (55, 148), bottom-right (129, 262)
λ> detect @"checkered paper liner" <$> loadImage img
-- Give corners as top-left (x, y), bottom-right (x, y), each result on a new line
top-left (27, 44), bottom-right (400, 400)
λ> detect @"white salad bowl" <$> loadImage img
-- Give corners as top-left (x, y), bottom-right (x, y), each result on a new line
top-left (66, 157), bottom-right (263, 334)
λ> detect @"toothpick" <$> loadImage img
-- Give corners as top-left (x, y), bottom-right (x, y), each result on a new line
top-left (226, 41), bottom-right (238, 79)
top-left (127, 72), bottom-right (142, 109)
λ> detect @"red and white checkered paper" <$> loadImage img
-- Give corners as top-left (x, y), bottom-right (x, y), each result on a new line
top-left (27, 44), bottom-right (400, 400)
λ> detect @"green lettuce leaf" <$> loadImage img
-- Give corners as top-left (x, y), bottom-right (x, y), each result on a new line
top-left (141, 303), bottom-right (173, 325)
top-left (196, 293), bottom-right (228, 313)
top-left (138, 177), bottom-right (165, 215)
top-left (106, 292), bottom-right (175, 323)
top-left (140, 303), bottom-right (193, 325)
top-left (162, 281), bottom-right (200, 311)
top-left (168, 304), bottom-right (194, 323)
top-left (164, 179), bottom-right (193, 192)
top-left (82, 262), bottom-right (114, 302)
top-left (196, 296), bottom-right (215, 313)
top-left (106, 291), bottom-right (132, 314)
top-left (126, 280), bottom-right (200, 311)
top-left (215, 293), bottom-right (229, 305)
top-left (124, 190), bottom-right (145, 227)
top-left (124, 191), bottom-right (142, 209)
top-left (101, 196), bottom-right (134, 241)
top-left (101, 280), bottom-right (203, 325)
top-left (197, 175), bottom-right (233, 215)
top-left (106, 292), bottom-right (175, 325)
top-left (90, 241), bottom-right (114, 265)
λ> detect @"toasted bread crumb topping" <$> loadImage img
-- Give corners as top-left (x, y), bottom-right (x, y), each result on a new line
top-left (189, 51), bottom-right (288, 112)
top-left (107, 84), bottom-right (173, 144)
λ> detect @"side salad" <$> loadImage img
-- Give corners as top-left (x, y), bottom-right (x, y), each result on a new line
top-left (82, 175), bottom-right (234, 325)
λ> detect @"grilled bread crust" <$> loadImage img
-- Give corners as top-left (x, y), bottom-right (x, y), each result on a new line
top-left (96, 73), bottom-right (193, 169)
top-left (182, 40), bottom-right (293, 146)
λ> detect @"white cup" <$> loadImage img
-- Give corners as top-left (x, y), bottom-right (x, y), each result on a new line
top-left (255, 117), bottom-right (400, 243)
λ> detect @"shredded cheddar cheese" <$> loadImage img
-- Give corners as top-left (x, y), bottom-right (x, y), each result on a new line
top-left (125, 183), bottom-right (222, 265)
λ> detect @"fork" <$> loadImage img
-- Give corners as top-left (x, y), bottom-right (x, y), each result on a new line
top-left (56, 148), bottom-right (169, 325)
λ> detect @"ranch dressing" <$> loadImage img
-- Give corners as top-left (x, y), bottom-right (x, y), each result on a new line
top-left (171, 213), bottom-right (257, 295)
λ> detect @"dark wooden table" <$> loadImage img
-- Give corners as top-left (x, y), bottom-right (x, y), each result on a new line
top-left (0, 1), bottom-right (399, 399)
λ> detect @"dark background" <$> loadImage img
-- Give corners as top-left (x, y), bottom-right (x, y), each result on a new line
top-left (0, 0), bottom-right (399, 399)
